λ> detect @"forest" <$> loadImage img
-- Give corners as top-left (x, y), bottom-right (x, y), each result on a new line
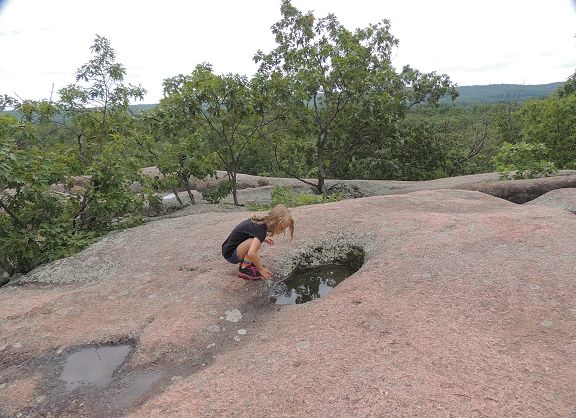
top-left (1, 0), bottom-right (575, 277)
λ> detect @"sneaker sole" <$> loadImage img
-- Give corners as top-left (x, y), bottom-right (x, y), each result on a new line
top-left (238, 272), bottom-right (262, 281)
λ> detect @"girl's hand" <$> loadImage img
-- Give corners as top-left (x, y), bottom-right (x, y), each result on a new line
top-left (261, 268), bottom-right (273, 280)
top-left (264, 238), bottom-right (275, 245)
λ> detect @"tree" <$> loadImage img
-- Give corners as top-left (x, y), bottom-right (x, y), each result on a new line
top-left (57, 35), bottom-right (146, 164)
top-left (0, 36), bottom-right (151, 275)
top-left (133, 117), bottom-right (217, 206)
top-left (557, 69), bottom-right (576, 98)
top-left (0, 121), bottom-right (93, 274)
top-left (255, 0), bottom-right (457, 193)
top-left (160, 64), bottom-right (284, 205)
top-left (519, 95), bottom-right (576, 169)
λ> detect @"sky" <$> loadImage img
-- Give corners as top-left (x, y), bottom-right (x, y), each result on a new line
top-left (0, 0), bottom-right (575, 104)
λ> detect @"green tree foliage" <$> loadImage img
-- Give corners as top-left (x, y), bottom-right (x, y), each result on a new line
top-left (519, 94), bottom-right (576, 169)
top-left (493, 142), bottom-right (557, 179)
top-left (0, 36), bottom-right (151, 275)
top-left (57, 35), bottom-right (146, 164)
top-left (557, 70), bottom-right (576, 98)
top-left (159, 64), bottom-right (284, 205)
top-left (135, 108), bottom-right (218, 206)
top-left (255, 0), bottom-right (457, 192)
top-left (0, 122), bottom-right (94, 274)
top-left (491, 66), bottom-right (576, 176)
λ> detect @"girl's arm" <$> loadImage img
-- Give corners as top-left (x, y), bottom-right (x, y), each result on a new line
top-left (247, 238), bottom-right (272, 279)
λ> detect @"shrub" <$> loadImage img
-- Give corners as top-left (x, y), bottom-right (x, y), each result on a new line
top-left (247, 185), bottom-right (341, 210)
top-left (493, 142), bottom-right (557, 180)
top-left (202, 180), bottom-right (234, 204)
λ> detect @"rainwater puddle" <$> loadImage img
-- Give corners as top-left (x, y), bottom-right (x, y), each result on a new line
top-left (272, 264), bottom-right (357, 305)
top-left (60, 344), bottom-right (131, 390)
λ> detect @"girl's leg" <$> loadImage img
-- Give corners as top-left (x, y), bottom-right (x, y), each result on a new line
top-left (235, 238), bottom-right (254, 268)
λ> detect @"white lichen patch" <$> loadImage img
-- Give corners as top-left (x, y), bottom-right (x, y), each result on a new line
top-left (296, 340), bottom-right (311, 350)
top-left (225, 309), bottom-right (242, 322)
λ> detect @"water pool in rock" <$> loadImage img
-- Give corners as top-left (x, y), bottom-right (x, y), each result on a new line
top-left (60, 344), bottom-right (131, 390)
top-left (272, 264), bottom-right (357, 305)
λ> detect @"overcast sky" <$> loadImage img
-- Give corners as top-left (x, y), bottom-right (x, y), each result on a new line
top-left (1, 0), bottom-right (575, 103)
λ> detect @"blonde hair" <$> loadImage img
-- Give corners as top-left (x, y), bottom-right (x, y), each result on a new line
top-left (251, 204), bottom-right (294, 240)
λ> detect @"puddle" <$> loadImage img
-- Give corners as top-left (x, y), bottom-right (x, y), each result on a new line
top-left (60, 344), bottom-right (131, 390)
top-left (272, 264), bottom-right (357, 305)
top-left (109, 371), bottom-right (162, 409)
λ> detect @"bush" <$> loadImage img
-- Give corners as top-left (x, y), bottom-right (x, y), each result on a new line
top-left (202, 180), bottom-right (234, 204)
top-left (493, 142), bottom-right (557, 180)
top-left (248, 185), bottom-right (341, 210)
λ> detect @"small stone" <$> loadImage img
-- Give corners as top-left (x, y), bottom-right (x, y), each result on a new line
top-left (0, 345), bottom-right (6, 352)
top-left (540, 320), bottom-right (553, 327)
top-left (237, 329), bottom-right (247, 335)
top-left (56, 348), bottom-right (64, 354)
top-left (36, 395), bottom-right (46, 403)
top-left (207, 325), bottom-right (220, 333)
top-left (171, 376), bottom-right (183, 382)
top-left (234, 336), bottom-right (241, 342)
top-left (207, 343), bottom-right (216, 349)
top-left (13, 342), bottom-right (22, 349)
top-left (225, 309), bottom-right (242, 323)
top-left (0, 383), bottom-right (6, 389)
top-left (16, 413), bottom-right (22, 418)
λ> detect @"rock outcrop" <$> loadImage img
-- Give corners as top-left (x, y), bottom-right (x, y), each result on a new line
top-left (1, 175), bottom-right (576, 417)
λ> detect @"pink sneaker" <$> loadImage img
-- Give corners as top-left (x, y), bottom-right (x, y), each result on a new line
top-left (238, 264), bottom-right (262, 281)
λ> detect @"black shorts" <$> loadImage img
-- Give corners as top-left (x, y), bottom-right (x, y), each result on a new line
top-left (224, 249), bottom-right (241, 264)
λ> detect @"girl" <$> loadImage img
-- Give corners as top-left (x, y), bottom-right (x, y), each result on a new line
top-left (222, 204), bottom-right (294, 281)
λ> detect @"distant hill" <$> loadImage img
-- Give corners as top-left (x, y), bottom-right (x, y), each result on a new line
top-left (1, 83), bottom-right (565, 120)
top-left (0, 104), bottom-right (158, 121)
top-left (442, 82), bottom-right (563, 105)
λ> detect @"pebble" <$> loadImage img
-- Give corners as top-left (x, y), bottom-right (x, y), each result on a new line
top-left (237, 329), bottom-right (247, 335)
top-left (13, 342), bottom-right (22, 349)
top-left (234, 336), bottom-right (241, 342)
top-left (0, 345), bottom-right (6, 352)
top-left (0, 383), bottom-right (6, 389)
top-left (171, 376), bottom-right (183, 382)
top-left (36, 395), bottom-right (46, 403)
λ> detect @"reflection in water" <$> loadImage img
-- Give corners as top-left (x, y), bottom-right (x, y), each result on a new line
top-left (272, 264), bottom-right (357, 305)
top-left (60, 344), bottom-right (131, 390)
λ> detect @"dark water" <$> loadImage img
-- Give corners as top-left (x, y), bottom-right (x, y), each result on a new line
top-left (272, 264), bottom-right (357, 305)
top-left (60, 344), bottom-right (131, 390)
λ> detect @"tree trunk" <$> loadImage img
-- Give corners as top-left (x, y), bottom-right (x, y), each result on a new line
top-left (172, 188), bottom-right (184, 206)
top-left (184, 178), bottom-right (195, 205)
top-left (228, 171), bottom-right (241, 206)
top-left (316, 131), bottom-right (327, 195)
